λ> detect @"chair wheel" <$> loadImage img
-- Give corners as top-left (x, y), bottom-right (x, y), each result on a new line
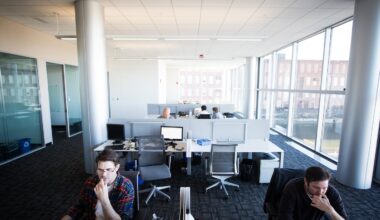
top-left (223, 196), bottom-right (229, 200)
top-left (235, 188), bottom-right (240, 191)
top-left (166, 198), bottom-right (170, 202)
top-left (204, 189), bottom-right (207, 194)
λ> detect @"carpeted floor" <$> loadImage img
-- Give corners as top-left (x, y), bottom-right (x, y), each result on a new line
top-left (0, 128), bottom-right (379, 220)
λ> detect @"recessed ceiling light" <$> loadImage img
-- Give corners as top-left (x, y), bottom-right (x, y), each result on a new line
top-left (112, 38), bottom-right (158, 41)
top-left (164, 38), bottom-right (210, 41)
top-left (216, 38), bottom-right (262, 42)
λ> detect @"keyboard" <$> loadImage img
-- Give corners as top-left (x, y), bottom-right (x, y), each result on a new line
top-left (105, 144), bottom-right (125, 151)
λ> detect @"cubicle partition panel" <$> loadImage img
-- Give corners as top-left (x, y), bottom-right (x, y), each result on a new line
top-left (108, 118), bottom-right (270, 141)
top-left (212, 122), bottom-right (247, 142)
top-left (247, 119), bottom-right (270, 140)
top-left (129, 121), bottom-right (164, 137)
top-left (147, 104), bottom-right (235, 115)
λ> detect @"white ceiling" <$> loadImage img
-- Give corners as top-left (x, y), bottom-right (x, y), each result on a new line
top-left (0, 0), bottom-right (354, 60)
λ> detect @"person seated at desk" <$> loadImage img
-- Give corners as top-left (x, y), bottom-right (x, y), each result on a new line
top-left (212, 107), bottom-right (224, 119)
top-left (158, 107), bottom-right (174, 119)
top-left (279, 166), bottom-right (347, 220)
top-left (197, 105), bottom-right (211, 119)
top-left (61, 149), bottom-right (135, 220)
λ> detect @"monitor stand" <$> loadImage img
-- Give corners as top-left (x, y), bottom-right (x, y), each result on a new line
top-left (165, 141), bottom-right (177, 147)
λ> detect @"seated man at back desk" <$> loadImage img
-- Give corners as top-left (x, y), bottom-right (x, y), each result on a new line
top-left (158, 107), bottom-right (174, 119)
top-left (61, 149), bottom-right (134, 220)
top-left (279, 166), bottom-right (347, 220)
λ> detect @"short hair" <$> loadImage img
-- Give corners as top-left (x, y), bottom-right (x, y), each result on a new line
top-left (212, 107), bottom-right (218, 112)
top-left (305, 166), bottom-right (331, 183)
top-left (96, 149), bottom-right (120, 165)
top-left (201, 105), bottom-right (207, 111)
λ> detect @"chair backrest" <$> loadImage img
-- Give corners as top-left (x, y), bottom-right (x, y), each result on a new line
top-left (198, 114), bottom-right (211, 119)
top-left (263, 168), bottom-right (305, 213)
top-left (137, 136), bottom-right (166, 167)
top-left (119, 170), bottom-right (140, 217)
top-left (210, 144), bottom-right (238, 175)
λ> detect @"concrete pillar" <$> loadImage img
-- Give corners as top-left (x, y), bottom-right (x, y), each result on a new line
top-left (75, 0), bottom-right (109, 174)
top-left (336, 0), bottom-right (380, 189)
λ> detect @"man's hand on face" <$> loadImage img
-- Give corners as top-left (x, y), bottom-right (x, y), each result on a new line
top-left (94, 178), bottom-right (109, 203)
top-left (310, 194), bottom-right (333, 213)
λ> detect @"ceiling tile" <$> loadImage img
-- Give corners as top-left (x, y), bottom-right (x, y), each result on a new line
top-left (172, 0), bottom-right (202, 7)
top-left (203, 0), bottom-right (233, 7)
top-left (262, 0), bottom-right (295, 7)
top-left (140, 0), bottom-right (172, 7)
top-left (145, 7), bottom-right (175, 17)
top-left (109, 0), bottom-right (142, 6)
top-left (105, 7), bottom-right (124, 17)
top-left (174, 7), bottom-right (201, 17)
top-left (118, 6), bottom-right (148, 16)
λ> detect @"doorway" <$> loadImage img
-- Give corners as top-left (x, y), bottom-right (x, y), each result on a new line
top-left (46, 62), bottom-right (82, 138)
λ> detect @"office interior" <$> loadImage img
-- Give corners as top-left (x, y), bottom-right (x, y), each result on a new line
top-left (0, 0), bottom-right (379, 219)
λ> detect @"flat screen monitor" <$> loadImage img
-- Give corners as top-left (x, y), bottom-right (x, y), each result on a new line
top-left (160, 126), bottom-right (183, 142)
top-left (107, 124), bottom-right (125, 143)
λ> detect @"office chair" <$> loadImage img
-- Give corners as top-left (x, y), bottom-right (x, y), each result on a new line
top-left (205, 144), bottom-right (239, 198)
top-left (263, 168), bottom-right (305, 220)
top-left (119, 170), bottom-right (140, 218)
top-left (198, 114), bottom-right (211, 119)
top-left (137, 136), bottom-right (172, 205)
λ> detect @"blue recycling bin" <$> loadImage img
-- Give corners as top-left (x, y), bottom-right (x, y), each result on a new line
top-left (18, 138), bottom-right (31, 153)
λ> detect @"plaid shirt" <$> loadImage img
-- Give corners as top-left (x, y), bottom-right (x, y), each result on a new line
top-left (67, 174), bottom-right (134, 220)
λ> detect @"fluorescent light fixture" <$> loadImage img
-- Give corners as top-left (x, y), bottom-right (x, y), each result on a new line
top-left (55, 35), bottom-right (77, 40)
top-left (112, 37), bottom-right (158, 41)
top-left (216, 38), bottom-right (262, 42)
top-left (164, 38), bottom-right (210, 41)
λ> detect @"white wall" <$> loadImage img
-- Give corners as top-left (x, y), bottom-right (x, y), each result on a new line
top-left (0, 17), bottom-right (78, 144)
top-left (166, 66), bottom-right (181, 103)
top-left (108, 59), bottom-right (159, 118)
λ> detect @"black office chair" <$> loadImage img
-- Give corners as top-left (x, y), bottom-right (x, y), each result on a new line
top-left (137, 136), bottom-right (172, 205)
top-left (119, 170), bottom-right (140, 218)
top-left (205, 144), bottom-right (239, 198)
top-left (198, 114), bottom-right (211, 119)
top-left (263, 168), bottom-right (305, 220)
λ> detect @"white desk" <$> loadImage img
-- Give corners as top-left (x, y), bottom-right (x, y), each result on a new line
top-left (93, 139), bottom-right (284, 176)
top-left (185, 139), bottom-right (284, 175)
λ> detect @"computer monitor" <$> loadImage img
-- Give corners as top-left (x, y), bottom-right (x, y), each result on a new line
top-left (160, 126), bottom-right (183, 146)
top-left (107, 124), bottom-right (125, 144)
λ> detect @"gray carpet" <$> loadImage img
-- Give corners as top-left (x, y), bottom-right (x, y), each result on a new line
top-left (0, 128), bottom-right (379, 220)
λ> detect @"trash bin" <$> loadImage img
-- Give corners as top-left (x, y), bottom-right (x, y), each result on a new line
top-left (18, 138), bottom-right (31, 153)
top-left (240, 159), bottom-right (256, 181)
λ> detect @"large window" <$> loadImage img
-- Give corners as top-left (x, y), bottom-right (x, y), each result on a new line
top-left (178, 64), bottom-right (245, 111)
top-left (296, 32), bottom-right (325, 90)
top-left (275, 46), bottom-right (292, 90)
top-left (327, 21), bottom-right (352, 91)
top-left (257, 19), bottom-right (353, 161)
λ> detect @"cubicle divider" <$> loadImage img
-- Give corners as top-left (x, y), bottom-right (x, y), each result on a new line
top-left (147, 104), bottom-right (235, 115)
top-left (107, 118), bottom-right (269, 141)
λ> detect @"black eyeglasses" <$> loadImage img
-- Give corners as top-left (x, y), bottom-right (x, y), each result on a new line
top-left (96, 167), bottom-right (116, 174)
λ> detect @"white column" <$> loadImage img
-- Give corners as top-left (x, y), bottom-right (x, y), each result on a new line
top-left (75, 0), bottom-right (109, 174)
top-left (336, 0), bottom-right (380, 189)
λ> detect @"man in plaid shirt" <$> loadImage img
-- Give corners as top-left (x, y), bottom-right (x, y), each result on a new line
top-left (62, 149), bottom-right (134, 220)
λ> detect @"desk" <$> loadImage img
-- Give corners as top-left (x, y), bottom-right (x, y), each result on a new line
top-left (93, 139), bottom-right (284, 176)
top-left (185, 139), bottom-right (284, 175)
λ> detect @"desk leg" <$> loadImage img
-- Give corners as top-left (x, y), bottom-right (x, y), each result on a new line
top-left (279, 151), bottom-right (284, 168)
top-left (187, 157), bottom-right (192, 175)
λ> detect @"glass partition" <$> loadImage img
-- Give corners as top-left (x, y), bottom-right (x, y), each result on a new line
top-left (0, 52), bottom-right (43, 163)
top-left (64, 65), bottom-right (82, 136)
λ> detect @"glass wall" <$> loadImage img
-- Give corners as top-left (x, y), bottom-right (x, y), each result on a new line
top-left (257, 19), bottom-right (352, 161)
top-left (0, 52), bottom-right (43, 163)
top-left (65, 65), bottom-right (82, 136)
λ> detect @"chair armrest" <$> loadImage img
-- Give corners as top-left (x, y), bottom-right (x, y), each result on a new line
top-left (205, 156), bottom-right (209, 175)
top-left (120, 170), bottom-right (140, 212)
